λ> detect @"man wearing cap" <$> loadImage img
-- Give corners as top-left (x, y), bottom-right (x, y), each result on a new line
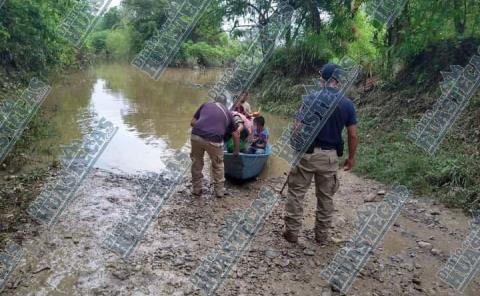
top-left (283, 63), bottom-right (359, 244)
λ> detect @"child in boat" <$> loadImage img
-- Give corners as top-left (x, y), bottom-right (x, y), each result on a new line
top-left (248, 116), bottom-right (269, 154)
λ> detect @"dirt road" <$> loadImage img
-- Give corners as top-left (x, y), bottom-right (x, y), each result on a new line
top-left (1, 166), bottom-right (479, 295)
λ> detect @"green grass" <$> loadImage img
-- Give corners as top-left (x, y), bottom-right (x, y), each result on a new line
top-left (354, 113), bottom-right (480, 212)
top-left (254, 71), bottom-right (480, 213)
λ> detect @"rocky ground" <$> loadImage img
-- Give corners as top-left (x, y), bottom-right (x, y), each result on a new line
top-left (0, 164), bottom-right (479, 295)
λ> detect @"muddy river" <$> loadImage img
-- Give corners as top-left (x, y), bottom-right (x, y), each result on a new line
top-left (40, 63), bottom-right (290, 177)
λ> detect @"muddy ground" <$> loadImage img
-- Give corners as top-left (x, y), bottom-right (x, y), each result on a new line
top-left (0, 164), bottom-right (479, 296)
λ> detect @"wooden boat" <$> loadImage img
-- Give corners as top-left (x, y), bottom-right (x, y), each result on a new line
top-left (224, 144), bottom-right (272, 180)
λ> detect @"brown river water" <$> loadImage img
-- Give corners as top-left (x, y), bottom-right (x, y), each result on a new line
top-left (39, 63), bottom-right (290, 177)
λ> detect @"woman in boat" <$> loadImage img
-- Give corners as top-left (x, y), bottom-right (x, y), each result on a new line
top-left (233, 91), bottom-right (252, 118)
top-left (226, 110), bottom-right (252, 154)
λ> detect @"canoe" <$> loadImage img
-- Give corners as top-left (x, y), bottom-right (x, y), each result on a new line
top-left (224, 144), bottom-right (272, 180)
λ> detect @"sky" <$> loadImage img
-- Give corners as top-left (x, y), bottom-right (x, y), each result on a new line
top-left (104, 0), bottom-right (251, 33)
top-left (109, 0), bottom-right (122, 8)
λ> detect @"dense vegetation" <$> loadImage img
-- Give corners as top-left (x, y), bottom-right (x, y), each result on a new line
top-left (248, 0), bottom-right (480, 212)
top-left (86, 0), bottom-right (242, 66)
top-left (1, 0), bottom-right (479, 211)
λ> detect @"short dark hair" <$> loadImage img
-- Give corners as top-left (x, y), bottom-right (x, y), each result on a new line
top-left (253, 116), bottom-right (265, 127)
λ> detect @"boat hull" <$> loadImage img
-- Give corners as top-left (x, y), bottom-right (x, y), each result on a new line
top-left (224, 145), bottom-right (272, 180)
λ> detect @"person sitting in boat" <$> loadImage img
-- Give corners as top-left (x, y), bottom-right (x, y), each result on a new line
top-left (247, 116), bottom-right (269, 154)
top-left (226, 111), bottom-right (252, 154)
top-left (233, 91), bottom-right (252, 118)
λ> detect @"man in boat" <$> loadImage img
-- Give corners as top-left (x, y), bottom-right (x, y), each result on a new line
top-left (190, 100), bottom-right (241, 198)
top-left (283, 63), bottom-right (359, 244)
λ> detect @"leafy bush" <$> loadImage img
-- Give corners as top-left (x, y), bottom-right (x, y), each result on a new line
top-left (179, 38), bottom-right (241, 67)
top-left (105, 29), bottom-right (132, 60)
top-left (268, 33), bottom-right (333, 77)
top-left (346, 11), bottom-right (381, 75)
top-left (88, 30), bottom-right (109, 54)
top-left (0, 0), bottom-right (80, 74)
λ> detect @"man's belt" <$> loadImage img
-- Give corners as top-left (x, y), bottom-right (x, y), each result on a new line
top-left (305, 144), bottom-right (336, 154)
top-left (317, 144), bottom-right (336, 150)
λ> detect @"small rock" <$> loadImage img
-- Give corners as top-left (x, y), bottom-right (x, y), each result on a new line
top-left (303, 249), bottom-right (315, 256)
top-left (321, 288), bottom-right (332, 296)
top-left (275, 259), bottom-right (290, 268)
top-left (265, 250), bottom-right (281, 259)
top-left (334, 217), bottom-right (346, 228)
top-left (173, 257), bottom-right (185, 266)
top-left (377, 190), bottom-right (386, 195)
top-left (413, 285), bottom-right (423, 292)
top-left (364, 194), bottom-right (382, 203)
top-left (331, 237), bottom-right (347, 244)
top-left (431, 248), bottom-right (441, 256)
top-left (112, 269), bottom-right (130, 280)
top-left (430, 211), bottom-right (440, 216)
top-left (412, 278), bottom-right (421, 285)
top-left (417, 241), bottom-right (432, 249)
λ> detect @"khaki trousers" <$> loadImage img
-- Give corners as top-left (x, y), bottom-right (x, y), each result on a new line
top-left (285, 148), bottom-right (340, 236)
top-left (190, 134), bottom-right (225, 194)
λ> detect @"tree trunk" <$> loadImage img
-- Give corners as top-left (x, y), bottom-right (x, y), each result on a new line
top-left (308, 0), bottom-right (321, 33)
top-left (453, 0), bottom-right (467, 35)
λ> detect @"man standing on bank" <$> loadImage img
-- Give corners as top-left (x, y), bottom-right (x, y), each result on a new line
top-left (190, 99), bottom-right (241, 198)
top-left (283, 63), bottom-right (359, 244)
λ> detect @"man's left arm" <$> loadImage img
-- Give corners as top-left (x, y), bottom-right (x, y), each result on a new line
top-left (344, 124), bottom-right (358, 171)
top-left (343, 99), bottom-right (358, 171)
top-left (191, 104), bottom-right (204, 127)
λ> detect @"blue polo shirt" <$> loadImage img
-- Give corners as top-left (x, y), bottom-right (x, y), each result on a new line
top-left (295, 87), bottom-right (357, 148)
